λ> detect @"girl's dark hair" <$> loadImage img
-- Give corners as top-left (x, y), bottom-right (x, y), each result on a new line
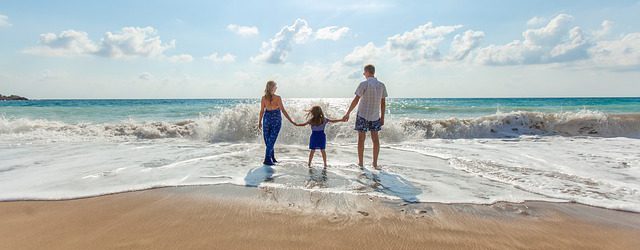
top-left (305, 106), bottom-right (325, 126)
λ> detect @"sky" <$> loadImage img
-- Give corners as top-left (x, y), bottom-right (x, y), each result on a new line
top-left (1, 0), bottom-right (639, 99)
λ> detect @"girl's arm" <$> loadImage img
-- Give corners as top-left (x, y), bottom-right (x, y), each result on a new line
top-left (277, 97), bottom-right (296, 124)
top-left (327, 118), bottom-right (344, 123)
top-left (294, 121), bottom-right (309, 127)
top-left (258, 97), bottom-right (265, 128)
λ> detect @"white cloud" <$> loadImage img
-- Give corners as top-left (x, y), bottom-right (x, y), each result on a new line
top-left (343, 42), bottom-right (380, 65)
top-left (167, 54), bottom-right (194, 63)
top-left (386, 22), bottom-right (463, 61)
top-left (23, 30), bottom-right (99, 56)
top-left (204, 52), bottom-right (236, 63)
top-left (342, 22), bottom-right (469, 65)
top-left (343, 22), bottom-right (486, 66)
top-left (139, 72), bottom-right (153, 80)
top-left (475, 14), bottom-right (590, 65)
top-left (549, 27), bottom-right (589, 61)
top-left (593, 20), bottom-right (614, 39)
top-left (24, 26), bottom-right (179, 60)
top-left (526, 16), bottom-right (547, 27)
top-left (0, 14), bottom-right (11, 28)
top-left (473, 14), bottom-right (640, 70)
top-left (315, 26), bottom-right (350, 40)
top-left (96, 27), bottom-right (175, 58)
top-left (449, 30), bottom-right (485, 61)
top-left (227, 24), bottom-right (259, 37)
top-left (339, 14), bottom-right (639, 71)
top-left (251, 18), bottom-right (312, 64)
top-left (589, 32), bottom-right (640, 68)
top-left (523, 14), bottom-right (574, 46)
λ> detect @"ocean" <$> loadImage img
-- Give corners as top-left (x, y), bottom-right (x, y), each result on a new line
top-left (1, 98), bottom-right (639, 211)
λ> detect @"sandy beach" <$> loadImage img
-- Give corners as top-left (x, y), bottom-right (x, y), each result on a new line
top-left (1, 185), bottom-right (639, 250)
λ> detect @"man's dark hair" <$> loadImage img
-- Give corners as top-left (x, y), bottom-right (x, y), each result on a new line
top-left (364, 64), bottom-right (375, 75)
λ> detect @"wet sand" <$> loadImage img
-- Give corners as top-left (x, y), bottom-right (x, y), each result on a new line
top-left (1, 185), bottom-right (639, 250)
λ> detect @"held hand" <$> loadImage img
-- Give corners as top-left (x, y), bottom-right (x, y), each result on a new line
top-left (342, 114), bottom-right (350, 122)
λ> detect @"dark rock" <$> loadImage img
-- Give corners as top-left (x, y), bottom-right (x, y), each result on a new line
top-left (357, 211), bottom-right (369, 216)
top-left (0, 94), bottom-right (28, 101)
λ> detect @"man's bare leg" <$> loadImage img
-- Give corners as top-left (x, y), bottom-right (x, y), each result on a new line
top-left (357, 132), bottom-right (366, 168)
top-left (371, 131), bottom-right (380, 169)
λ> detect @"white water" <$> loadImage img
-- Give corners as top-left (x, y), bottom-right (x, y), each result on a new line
top-left (1, 104), bottom-right (639, 212)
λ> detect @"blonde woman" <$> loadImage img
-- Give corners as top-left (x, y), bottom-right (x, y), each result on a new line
top-left (258, 81), bottom-right (296, 165)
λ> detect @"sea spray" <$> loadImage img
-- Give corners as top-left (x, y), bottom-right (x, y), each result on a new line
top-left (2, 107), bottom-right (639, 142)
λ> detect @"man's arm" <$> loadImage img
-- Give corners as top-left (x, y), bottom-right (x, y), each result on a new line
top-left (380, 97), bottom-right (386, 126)
top-left (343, 95), bottom-right (360, 121)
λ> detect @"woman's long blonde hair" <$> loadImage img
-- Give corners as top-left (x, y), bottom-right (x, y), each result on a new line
top-left (305, 106), bottom-right (325, 126)
top-left (264, 81), bottom-right (277, 102)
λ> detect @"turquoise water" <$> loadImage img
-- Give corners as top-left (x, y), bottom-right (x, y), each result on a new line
top-left (1, 98), bottom-right (639, 123)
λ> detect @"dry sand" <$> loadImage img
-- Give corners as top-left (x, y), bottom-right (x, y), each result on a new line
top-left (1, 185), bottom-right (639, 250)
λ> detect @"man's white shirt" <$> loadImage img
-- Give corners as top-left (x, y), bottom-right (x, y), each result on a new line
top-left (355, 77), bottom-right (388, 121)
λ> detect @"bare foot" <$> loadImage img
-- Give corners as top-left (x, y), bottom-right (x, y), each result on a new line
top-left (373, 163), bottom-right (381, 170)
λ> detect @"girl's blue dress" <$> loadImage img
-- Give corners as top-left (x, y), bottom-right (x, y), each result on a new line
top-left (309, 118), bottom-right (328, 150)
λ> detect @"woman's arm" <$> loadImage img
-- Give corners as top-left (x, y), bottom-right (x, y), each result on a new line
top-left (277, 96), bottom-right (296, 124)
top-left (327, 118), bottom-right (344, 123)
top-left (294, 121), bottom-right (309, 127)
top-left (258, 97), bottom-right (265, 128)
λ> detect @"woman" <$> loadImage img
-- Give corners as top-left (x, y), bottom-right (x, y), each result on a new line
top-left (258, 80), bottom-right (295, 165)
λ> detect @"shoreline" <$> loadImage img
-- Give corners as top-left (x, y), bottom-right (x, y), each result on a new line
top-left (1, 184), bottom-right (639, 249)
top-left (3, 183), bottom-right (640, 216)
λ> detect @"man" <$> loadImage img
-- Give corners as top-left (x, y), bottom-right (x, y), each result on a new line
top-left (343, 64), bottom-right (388, 169)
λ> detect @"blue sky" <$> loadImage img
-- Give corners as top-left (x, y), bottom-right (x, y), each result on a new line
top-left (1, 0), bottom-right (639, 98)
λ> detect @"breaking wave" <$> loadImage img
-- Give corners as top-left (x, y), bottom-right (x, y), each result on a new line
top-left (1, 104), bottom-right (639, 142)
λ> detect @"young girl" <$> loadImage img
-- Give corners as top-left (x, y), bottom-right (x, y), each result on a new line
top-left (295, 106), bottom-right (345, 168)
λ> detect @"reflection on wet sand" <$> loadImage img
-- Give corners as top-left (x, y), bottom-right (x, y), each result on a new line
top-left (305, 167), bottom-right (328, 189)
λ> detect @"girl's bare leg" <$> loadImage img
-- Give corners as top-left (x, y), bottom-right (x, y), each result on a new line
top-left (308, 150), bottom-right (315, 167)
top-left (321, 150), bottom-right (327, 168)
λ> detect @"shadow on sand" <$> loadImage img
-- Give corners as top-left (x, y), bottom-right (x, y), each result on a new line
top-left (363, 169), bottom-right (422, 203)
top-left (244, 165), bottom-right (275, 187)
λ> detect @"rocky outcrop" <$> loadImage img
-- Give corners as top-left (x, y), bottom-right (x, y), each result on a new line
top-left (0, 94), bottom-right (28, 100)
